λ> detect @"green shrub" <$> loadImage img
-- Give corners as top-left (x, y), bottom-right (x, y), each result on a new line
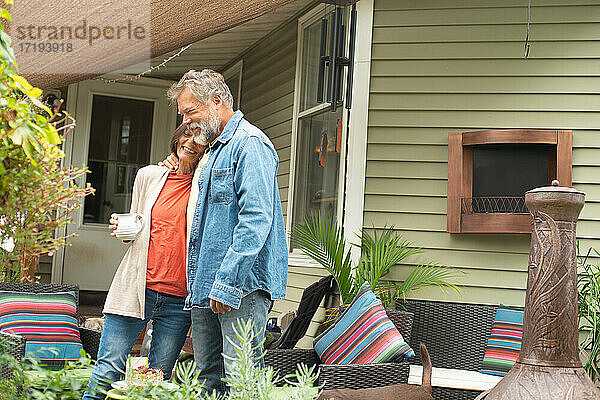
top-left (125, 319), bottom-right (319, 400)
top-left (222, 319), bottom-right (318, 400)
top-left (0, 337), bottom-right (94, 400)
top-left (1, 320), bottom-right (319, 399)
top-left (578, 247), bottom-right (600, 384)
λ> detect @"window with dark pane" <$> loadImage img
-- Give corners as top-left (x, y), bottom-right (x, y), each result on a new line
top-left (299, 10), bottom-right (337, 112)
top-left (471, 144), bottom-right (553, 213)
top-left (83, 95), bottom-right (154, 224)
top-left (447, 129), bottom-right (571, 233)
top-left (292, 109), bottom-right (342, 248)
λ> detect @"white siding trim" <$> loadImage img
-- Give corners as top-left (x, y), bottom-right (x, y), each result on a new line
top-left (285, 10), bottom-right (304, 249)
top-left (344, 0), bottom-right (374, 263)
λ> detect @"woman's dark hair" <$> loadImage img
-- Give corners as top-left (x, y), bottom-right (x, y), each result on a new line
top-left (169, 124), bottom-right (188, 157)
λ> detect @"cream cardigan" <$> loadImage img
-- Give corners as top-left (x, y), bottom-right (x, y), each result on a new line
top-left (103, 157), bottom-right (205, 319)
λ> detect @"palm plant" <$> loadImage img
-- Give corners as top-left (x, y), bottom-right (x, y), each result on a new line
top-left (291, 213), bottom-right (355, 304)
top-left (578, 247), bottom-right (600, 384)
top-left (354, 227), bottom-right (423, 290)
top-left (291, 214), bottom-right (461, 308)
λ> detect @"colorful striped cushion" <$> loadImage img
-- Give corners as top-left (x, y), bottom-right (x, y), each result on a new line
top-left (480, 307), bottom-right (524, 376)
top-left (0, 290), bottom-right (83, 362)
top-left (313, 283), bottom-right (414, 364)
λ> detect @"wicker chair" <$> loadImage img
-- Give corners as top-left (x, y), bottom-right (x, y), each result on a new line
top-left (265, 309), bottom-right (414, 391)
top-left (269, 275), bottom-right (334, 350)
top-left (318, 309), bottom-right (413, 390)
top-left (397, 299), bottom-right (499, 400)
top-left (0, 283), bottom-right (102, 365)
top-left (0, 331), bottom-right (26, 380)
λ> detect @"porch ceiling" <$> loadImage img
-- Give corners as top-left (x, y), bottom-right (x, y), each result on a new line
top-left (139, 0), bottom-right (315, 82)
top-left (12, 0), bottom-right (310, 89)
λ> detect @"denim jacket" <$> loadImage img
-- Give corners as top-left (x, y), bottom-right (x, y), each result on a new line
top-left (185, 111), bottom-right (288, 310)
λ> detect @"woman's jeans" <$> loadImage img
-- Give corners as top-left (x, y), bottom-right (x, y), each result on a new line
top-left (191, 290), bottom-right (271, 395)
top-left (82, 289), bottom-right (191, 400)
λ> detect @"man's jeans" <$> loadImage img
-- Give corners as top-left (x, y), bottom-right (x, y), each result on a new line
top-left (191, 290), bottom-right (271, 394)
top-left (83, 289), bottom-right (190, 400)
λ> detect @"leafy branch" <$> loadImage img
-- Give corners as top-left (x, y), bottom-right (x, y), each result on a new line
top-left (0, 5), bottom-right (94, 282)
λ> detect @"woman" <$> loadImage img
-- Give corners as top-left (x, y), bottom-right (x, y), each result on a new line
top-left (83, 125), bottom-right (206, 400)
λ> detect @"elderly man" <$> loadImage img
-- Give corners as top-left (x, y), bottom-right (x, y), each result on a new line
top-left (166, 69), bottom-right (288, 394)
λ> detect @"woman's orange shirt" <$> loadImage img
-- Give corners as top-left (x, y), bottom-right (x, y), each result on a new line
top-left (146, 172), bottom-right (193, 297)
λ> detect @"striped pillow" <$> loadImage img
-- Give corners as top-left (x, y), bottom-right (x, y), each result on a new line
top-left (313, 283), bottom-right (414, 364)
top-left (0, 290), bottom-right (83, 362)
top-left (480, 307), bottom-right (524, 376)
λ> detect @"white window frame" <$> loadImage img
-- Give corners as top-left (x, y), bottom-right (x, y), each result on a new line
top-left (223, 60), bottom-right (243, 109)
top-left (286, 4), bottom-right (351, 264)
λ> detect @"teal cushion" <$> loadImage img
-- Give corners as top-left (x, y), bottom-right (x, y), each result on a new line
top-left (480, 307), bottom-right (524, 376)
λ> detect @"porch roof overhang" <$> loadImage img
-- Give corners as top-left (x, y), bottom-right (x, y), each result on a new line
top-left (9, 0), bottom-right (298, 89)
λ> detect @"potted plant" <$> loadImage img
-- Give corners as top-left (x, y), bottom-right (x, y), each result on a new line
top-left (0, 6), bottom-right (93, 282)
top-left (291, 213), bottom-right (460, 313)
top-left (578, 246), bottom-right (600, 385)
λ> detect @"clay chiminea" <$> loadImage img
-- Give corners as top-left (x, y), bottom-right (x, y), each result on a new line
top-left (477, 181), bottom-right (600, 399)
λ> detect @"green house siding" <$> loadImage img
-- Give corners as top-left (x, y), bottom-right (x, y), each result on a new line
top-left (367, 0), bottom-right (600, 306)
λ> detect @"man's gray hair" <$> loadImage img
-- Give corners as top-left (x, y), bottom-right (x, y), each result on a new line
top-left (167, 69), bottom-right (234, 108)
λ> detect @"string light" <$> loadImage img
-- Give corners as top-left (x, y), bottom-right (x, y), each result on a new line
top-left (96, 44), bottom-right (193, 84)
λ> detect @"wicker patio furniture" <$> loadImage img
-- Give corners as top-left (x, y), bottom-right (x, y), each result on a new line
top-left (264, 348), bottom-right (321, 379)
top-left (0, 331), bottom-right (26, 380)
top-left (397, 299), bottom-right (499, 400)
top-left (265, 309), bottom-right (414, 390)
top-left (0, 283), bottom-right (102, 364)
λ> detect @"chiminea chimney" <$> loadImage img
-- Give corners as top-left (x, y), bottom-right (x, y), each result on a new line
top-left (477, 181), bottom-right (600, 399)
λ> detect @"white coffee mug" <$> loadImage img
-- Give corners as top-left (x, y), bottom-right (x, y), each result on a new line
top-left (113, 212), bottom-right (144, 240)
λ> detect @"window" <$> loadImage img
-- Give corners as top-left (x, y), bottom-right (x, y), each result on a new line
top-left (289, 6), bottom-right (350, 250)
top-left (292, 109), bottom-right (343, 227)
top-left (447, 129), bottom-right (572, 233)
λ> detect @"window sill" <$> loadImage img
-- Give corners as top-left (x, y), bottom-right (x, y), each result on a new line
top-left (288, 251), bottom-right (324, 269)
top-left (458, 213), bottom-right (532, 234)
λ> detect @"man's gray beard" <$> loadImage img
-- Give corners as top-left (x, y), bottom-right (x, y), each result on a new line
top-left (190, 110), bottom-right (221, 146)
